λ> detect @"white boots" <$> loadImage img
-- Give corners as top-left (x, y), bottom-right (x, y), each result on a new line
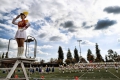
top-left (17, 47), bottom-right (24, 58)
top-left (21, 47), bottom-right (24, 56)
top-left (17, 47), bottom-right (20, 57)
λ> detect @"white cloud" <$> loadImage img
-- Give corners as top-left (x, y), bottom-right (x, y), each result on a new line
top-left (37, 24), bottom-right (72, 43)
top-left (25, 44), bottom-right (52, 56)
top-left (37, 49), bottom-right (50, 55)
top-left (0, 38), bottom-right (17, 50)
top-left (8, 51), bottom-right (17, 58)
top-left (81, 40), bottom-right (95, 46)
top-left (117, 38), bottom-right (120, 42)
top-left (0, 23), bottom-right (16, 31)
top-left (0, 38), bottom-right (18, 58)
top-left (39, 45), bottom-right (53, 49)
top-left (1, 0), bottom-right (119, 41)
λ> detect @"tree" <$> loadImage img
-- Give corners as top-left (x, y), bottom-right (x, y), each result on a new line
top-left (0, 54), bottom-right (2, 59)
top-left (107, 50), bottom-right (119, 62)
top-left (80, 57), bottom-right (87, 63)
top-left (50, 58), bottom-right (54, 63)
top-left (49, 58), bottom-right (58, 63)
top-left (114, 51), bottom-right (118, 61)
top-left (53, 58), bottom-right (58, 63)
top-left (5, 52), bottom-right (8, 58)
top-left (87, 49), bottom-right (95, 63)
top-left (91, 55), bottom-right (95, 62)
top-left (58, 46), bottom-right (64, 63)
top-left (105, 55), bottom-right (108, 62)
top-left (40, 59), bottom-right (45, 64)
top-left (117, 55), bottom-right (120, 62)
top-left (95, 43), bottom-right (104, 62)
top-left (108, 49), bottom-right (114, 60)
top-left (74, 47), bottom-right (79, 63)
top-left (72, 58), bottom-right (77, 64)
top-left (2, 53), bottom-right (4, 59)
top-left (65, 59), bottom-right (71, 64)
top-left (57, 59), bottom-right (63, 65)
top-left (67, 48), bottom-right (73, 62)
top-left (87, 49), bottom-right (92, 61)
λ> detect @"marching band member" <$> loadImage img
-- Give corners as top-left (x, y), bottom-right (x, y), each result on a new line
top-left (39, 66), bottom-right (42, 74)
top-left (69, 65), bottom-right (71, 73)
top-left (59, 65), bottom-right (62, 73)
top-left (66, 65), bottom-right (68, 72)
top-left (91, 65), bottom-right (94, 72)
top-left (81, 65), bottom-right (83, 72)
top-left (115, 63), bottom-right (118, 73)
top-left (45, 65), bottom-right (49, 73)
top-left (97, 65), bottom-right (101, 72)
top-left (105, 64), bottom-right (108, 72)
top-left (62, 65), bottom-right (65, 73)
top-left (12, 11), bottom-right (30, 58)
top-left (52, 66), bottom-right (54, 73)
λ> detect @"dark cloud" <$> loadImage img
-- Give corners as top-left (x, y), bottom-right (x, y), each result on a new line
top-left (68, 28), bottom-right (77, 32)
top-left (82, 25), bottom-right (93, 29)
top-left (0, 43), bottom-right (6, 48)
top-left (82, 22), bottom-right (87, 26)
top-left (94, 19), bottom-right (117, 30)
top-left (38, 33), bottom-right (47, 38)
top-left (82, 22), bottom-right (93, 29)
top-left (60, 21), bottom-right (78, 32)
top-left (0, 19), bottom-right (6, 24)
top-left (104, 6), bottom-right (120, 14)
top-left (0, 19), bottom-right (9, 25)
top-left (81, 41), bottom-right (89, 45)
top-left (0, 39), bottom-right (8, 49)
top-left (60, 21), bottom-right (74, 28)
top-left (49, 36), bottom-right (62, 41)
top-left (85, 26), bottom-right (93, 28)
top-left (0, 25), bottom-right (13, 39)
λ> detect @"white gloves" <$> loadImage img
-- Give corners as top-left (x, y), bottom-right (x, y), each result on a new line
top-left (20, 22), bottom-right (30, 32)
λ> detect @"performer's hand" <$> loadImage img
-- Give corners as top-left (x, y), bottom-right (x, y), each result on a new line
top-left (16, 15), bottom-right (20, 19)
top-left (20, 29), bottom-right (22, 32)
top-left (20, 28), bottom-right (26, 32)
top-left (20, 29), bottom-right (24, 32)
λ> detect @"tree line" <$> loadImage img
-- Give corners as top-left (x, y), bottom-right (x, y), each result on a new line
top-left (57, 43), bottom-right (120, 65)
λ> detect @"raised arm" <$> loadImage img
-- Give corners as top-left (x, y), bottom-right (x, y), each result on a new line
top-left (12, 15), bottom-right (20, 25)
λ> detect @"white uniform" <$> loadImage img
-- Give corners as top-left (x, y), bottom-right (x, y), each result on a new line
top-left (12, 18), bottom-right (30, 39)
top-left (15, 29), bottom-right (26, 39)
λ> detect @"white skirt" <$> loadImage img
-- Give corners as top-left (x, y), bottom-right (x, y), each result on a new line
top-left (15, 29), bottom-right (26, 39)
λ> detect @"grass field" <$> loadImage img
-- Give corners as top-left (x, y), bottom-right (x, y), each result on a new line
top-left (0, 67), bottom-right (120, 80)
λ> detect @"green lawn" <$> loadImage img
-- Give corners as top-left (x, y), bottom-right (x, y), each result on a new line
top-left (0, 68), bottom-right (120, 80)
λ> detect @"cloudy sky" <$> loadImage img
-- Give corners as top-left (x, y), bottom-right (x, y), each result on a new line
top-left (0, 0), bottom-right (120, 62)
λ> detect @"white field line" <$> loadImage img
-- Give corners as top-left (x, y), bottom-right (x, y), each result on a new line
top-left (79, 72), bottom-right (87, 78)
top-left (108, 70), bottom-right (120, 79)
